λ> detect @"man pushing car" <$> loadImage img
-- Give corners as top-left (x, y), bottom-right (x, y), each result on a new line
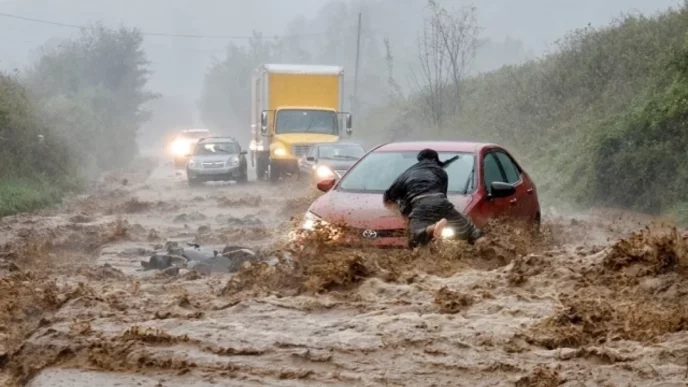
top-left (383, 148), bottom-right (484, 248)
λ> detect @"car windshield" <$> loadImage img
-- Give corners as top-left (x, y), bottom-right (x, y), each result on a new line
top-left (337, 151), bottom-right (475, 193)
top-left (318, 144), bottom-right (364, 160)
top-left (276, 109), bottom-right (338, 135)
top-left (194, 142), bottom-right (239, 155)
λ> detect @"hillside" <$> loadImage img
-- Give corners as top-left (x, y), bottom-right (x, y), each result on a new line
top-left (367, 3), bottom-right (688, 220)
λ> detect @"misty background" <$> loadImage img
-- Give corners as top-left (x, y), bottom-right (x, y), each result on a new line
top-left (0, 0), bottom-right (681, 147)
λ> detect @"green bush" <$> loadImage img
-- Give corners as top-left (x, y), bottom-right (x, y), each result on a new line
top-left (368, 2), bottom-right (688, 219)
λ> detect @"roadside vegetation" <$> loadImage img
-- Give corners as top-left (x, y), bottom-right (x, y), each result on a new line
top-left (0, 25), bottom-right (156, 217)
top-left (371, 1), bottom-right (688, 221)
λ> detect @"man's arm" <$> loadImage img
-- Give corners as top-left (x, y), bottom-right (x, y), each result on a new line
top-left (383, 172), bottom-right (406, 204)
top-left (439, 168), bottom-right (449, 195)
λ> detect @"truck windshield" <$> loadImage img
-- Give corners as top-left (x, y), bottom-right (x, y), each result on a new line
top-left (275, 109), bottom-right (338, 135)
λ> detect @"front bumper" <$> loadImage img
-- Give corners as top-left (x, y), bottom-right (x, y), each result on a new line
top-left (187, 164), bottom-right (242, 180)
top-left (291, 213), bottom-right (464, 249)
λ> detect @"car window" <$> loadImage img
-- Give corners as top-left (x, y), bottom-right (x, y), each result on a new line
top-left (483, 152), bottom-right (505, 190)
top-left (338, 151), bottom-right (475, 193)
top-left (494, 151), bottom-right (521, 184)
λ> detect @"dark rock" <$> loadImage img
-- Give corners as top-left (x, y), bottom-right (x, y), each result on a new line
top-left (163, 266), bottom-right (180, 276)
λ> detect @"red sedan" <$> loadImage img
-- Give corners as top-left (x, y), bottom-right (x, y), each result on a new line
top-left (299, 141), bottom-right (541, 248)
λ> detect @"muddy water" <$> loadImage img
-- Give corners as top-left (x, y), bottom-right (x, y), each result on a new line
top-left (2, 159), bottom-right (688, 386)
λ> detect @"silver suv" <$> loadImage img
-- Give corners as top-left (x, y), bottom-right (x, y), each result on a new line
top-left (186, 137), bottom-right (248, 186)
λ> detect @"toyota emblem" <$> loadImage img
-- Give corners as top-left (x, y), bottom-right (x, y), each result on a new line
top-left (362, 229), bottom-right (378, 239)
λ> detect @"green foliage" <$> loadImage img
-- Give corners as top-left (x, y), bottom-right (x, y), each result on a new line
top-left (0, 179), bottom-right (67, 217)
top-left (0, 24), bottom-right (156, 217)
top-left (369, 2), bottom-right (688, 218)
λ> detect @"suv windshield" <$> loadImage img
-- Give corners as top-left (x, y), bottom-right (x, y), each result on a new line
top-left (318, 144), bottom-right (364, 160)
top-left (338, 151), bottom-right (475, 193)
top-left (194, 142), bottom-right (239, 155)
top-left (276, 109), bottom-right (338, 135)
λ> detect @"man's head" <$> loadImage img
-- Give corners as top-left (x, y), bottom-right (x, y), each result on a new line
top-left (417, 148), bottom-right (441, 164)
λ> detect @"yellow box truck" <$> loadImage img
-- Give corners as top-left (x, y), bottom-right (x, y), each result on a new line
top-left (249, 64), bottom-right (353, 182)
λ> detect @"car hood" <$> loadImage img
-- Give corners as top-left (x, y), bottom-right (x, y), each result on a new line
top-left (317, 159), bottom-right (358, 171)
top-left (191, 154), bottom-right (236, 163)
top-left (309, 190), bottom-right (473, 230)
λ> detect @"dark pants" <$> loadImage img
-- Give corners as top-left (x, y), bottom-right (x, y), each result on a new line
top-left (407, 196), bottom-right (482, 248)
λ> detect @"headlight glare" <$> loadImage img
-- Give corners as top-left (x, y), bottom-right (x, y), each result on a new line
top-left (316, 165), bottom-right (335, 179)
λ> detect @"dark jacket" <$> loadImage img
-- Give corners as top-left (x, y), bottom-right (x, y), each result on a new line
top-left (383, 160), bottom-right (448, 217)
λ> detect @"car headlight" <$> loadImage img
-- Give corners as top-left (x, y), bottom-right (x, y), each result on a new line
top-left (171, 139), bottom-right (190, 156)
top-left (316, 165), bottom-right (335, 179)
top-left (273, 147), bottom-right (287, 157)
top-left (441, 227), bottom-right (455, 239)
top-left (230, 156), bottom-right (239, 165)
top-left (188, 159), bottom-right (196, 168)
top-left (302, 211), bottom-right (326, 230)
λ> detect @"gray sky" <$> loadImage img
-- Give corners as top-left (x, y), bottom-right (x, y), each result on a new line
top-left (0, 0), bottom-right (682, 116)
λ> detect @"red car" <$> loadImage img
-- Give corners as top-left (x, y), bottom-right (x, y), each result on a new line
top-left (301, 141), bottom-right (541, 248)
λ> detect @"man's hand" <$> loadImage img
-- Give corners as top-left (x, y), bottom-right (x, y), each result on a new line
top-left (383, 200), bottom-right (398, 212)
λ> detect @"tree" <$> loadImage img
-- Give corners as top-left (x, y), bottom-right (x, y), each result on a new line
top-left (25, 24), bottom-right (157, 171)
top-left (410, 0), bottom-right (479, 128)
top-left (199, 32), bottom-right (281, 144)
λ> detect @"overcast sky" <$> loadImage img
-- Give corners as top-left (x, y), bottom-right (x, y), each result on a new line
top-left (0, 0), bottom-right (682, 110)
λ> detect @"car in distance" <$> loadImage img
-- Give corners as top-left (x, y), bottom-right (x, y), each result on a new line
top-left (301, 141), bottom-right (540, 248)
top-left (297, 141), bottom-right (366, 182)
top-left (186, 137), bottom-right (248, 187)
top-left (170, 128), bottom-right (212, 168)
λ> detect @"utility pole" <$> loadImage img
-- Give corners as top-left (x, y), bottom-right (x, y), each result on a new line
top-left (352, 12), bottom-right (362, 114)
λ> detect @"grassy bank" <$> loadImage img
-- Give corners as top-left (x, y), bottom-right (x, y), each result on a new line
top-left (0, 179), bottom-right (69, 217)
top-left (368, 2), bottom-right (688, 221)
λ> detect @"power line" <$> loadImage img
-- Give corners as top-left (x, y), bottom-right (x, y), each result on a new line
top-left (0, 12), bottom-right (322, 40)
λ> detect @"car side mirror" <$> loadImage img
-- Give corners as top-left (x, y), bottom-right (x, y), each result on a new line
top-left (489, 181), bottom-right (516, 198)
top-left (346, 114), bottom-right (352, 129)
top-left (306, 156), bottom-right (315, 162)
top-left (260, 111), bottom-right (268, 135)
top-left (316, 178), bottom-right (336, 193)
top-left (239, 150), bottom-right (247, 155)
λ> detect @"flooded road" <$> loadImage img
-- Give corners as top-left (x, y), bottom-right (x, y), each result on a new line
top-left (1, 157), bottom-right (688, 386)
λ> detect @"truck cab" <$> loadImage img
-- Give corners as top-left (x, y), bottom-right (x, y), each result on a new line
top-left (251, 64), bottom-right (353, 183)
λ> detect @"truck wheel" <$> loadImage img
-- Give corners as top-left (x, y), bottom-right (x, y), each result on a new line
top-left (268, 164), bottom-right (280, 183)
top-left (256, 158), bottom-right (267, 181)
top-left (237, 167), bottom-right (248, 184)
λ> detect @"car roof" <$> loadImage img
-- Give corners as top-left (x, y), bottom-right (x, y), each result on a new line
top-left (198, 136), bottom-right (238, 143)
top-left (374, 141), bottom-right (497, 153)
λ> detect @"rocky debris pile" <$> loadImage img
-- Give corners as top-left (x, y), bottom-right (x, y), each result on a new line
top-left (140, 241), bottom-right (262, 275)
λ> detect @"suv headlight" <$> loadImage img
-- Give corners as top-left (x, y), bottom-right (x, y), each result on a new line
top-left (230, 156), bottom-right (239, 165)
top-left (316, 165), bottom-right (335, 179)
top-left (188, 159), bottom-right (196, 168)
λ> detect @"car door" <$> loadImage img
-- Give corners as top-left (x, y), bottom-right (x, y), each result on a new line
top-left (474, 151), bottom-right (517, 224)
top-left (493, 150), bottom-right (537, 221)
